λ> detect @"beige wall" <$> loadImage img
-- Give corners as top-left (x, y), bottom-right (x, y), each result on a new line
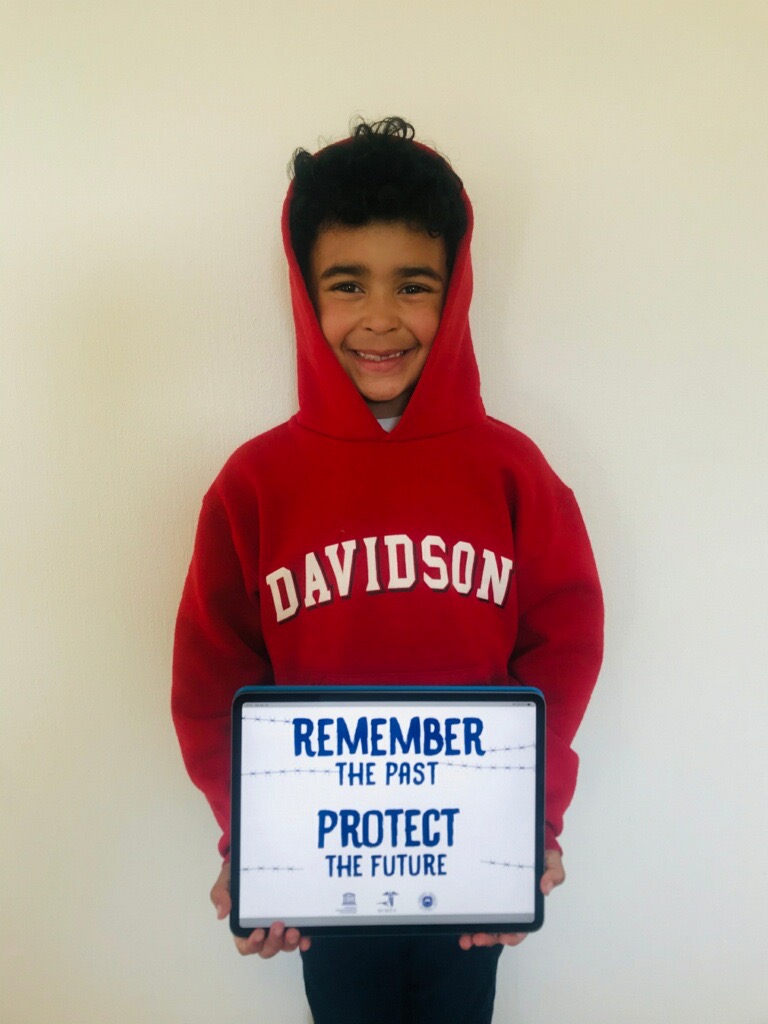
top-left (3, 2), bottom-right (767, 1021)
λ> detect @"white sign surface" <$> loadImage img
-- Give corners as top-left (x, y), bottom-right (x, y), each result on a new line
top-left (235, 696), bottom-right (540, 929)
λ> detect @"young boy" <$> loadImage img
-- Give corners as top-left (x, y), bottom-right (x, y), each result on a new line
top-left (172, 117), bottom-right (603, 1024)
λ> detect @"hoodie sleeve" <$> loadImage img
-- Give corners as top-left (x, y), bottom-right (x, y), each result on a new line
top-left (508, 471), bottom-right (604, 854)
top-left (172, 489), bottom-right (273, 859)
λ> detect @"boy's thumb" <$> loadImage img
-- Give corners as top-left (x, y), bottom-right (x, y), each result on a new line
top-left (210, 873), bottom-right (232, 919)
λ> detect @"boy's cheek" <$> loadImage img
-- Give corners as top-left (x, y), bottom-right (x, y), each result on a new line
top-left (315, 309), bottom-right (348, 352)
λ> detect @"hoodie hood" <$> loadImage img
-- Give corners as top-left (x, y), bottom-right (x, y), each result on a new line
top-left (280, 154), bottom-right (486, 442)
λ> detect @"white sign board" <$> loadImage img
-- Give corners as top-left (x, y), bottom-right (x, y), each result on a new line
top-left (231, 687), bottom-right (544, 935)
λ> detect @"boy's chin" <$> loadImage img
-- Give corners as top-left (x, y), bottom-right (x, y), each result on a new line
top-left (363, 390), bottom-right (413, 419)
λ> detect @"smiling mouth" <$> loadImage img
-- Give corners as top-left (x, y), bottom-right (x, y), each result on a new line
top-left (352, 349), bottom-right (412, 362)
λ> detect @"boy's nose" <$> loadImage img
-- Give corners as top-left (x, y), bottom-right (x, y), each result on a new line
top-left (361, 297), bottom-right (399, 333)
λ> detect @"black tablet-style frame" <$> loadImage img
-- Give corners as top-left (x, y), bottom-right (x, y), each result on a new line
top-left (230, 685), bottom-right (545, 938)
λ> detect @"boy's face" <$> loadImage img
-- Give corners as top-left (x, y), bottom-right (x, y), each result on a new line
top-left (308, 221), bottom-right (448, 418)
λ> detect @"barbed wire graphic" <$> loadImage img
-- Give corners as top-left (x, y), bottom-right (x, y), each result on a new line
top-left (481, 860), bottom-right (534, 870)
top-left (242, 767), bottom-right (336, 777)
top-left (241, 865), bottom-right (305, 872)
top-left (242, 715), bottom-right (294, 724)
top-left (440, 762), bottom-right (534, 772)
top-left (484, 743), bottom-right (536, 753)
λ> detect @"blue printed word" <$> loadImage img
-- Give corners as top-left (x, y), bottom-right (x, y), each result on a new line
top-left (370, 853), bottom-right (447, 877)
top-left (385, 761), bottom-right (438, 785)
top-left (294, 717), bottom-right (485, 757)
top-left (318, 807), bottom-right (460, 849)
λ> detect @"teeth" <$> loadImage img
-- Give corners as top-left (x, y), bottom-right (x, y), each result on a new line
top-left (355, 350), bottom-right (406, 362)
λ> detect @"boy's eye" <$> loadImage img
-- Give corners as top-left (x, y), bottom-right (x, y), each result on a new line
top-left (330, 281), bottom-right (361, 293)
top-left (400, 284), bottom-right (430, 295)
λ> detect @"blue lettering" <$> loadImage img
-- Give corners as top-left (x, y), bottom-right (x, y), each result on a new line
top-left (464, 718), bottom-right (485, 755)
top-left (444, 717), bottom-right (461, 755)
top-left (340, 809), bottom-right (362, 848)
top-left (422, 808), bottom-right (440, 847)
top-left (404, 809), bottom-right (420, 847)
top-left (370, 717), bottom-right (387, 755)
top-left (294, 718), bottom-right (315, 757)
top-left (317, 717), bottom-right (333, 756)
top-left (390, 717), bottom-right (421, 755)
top-left (337, 716), bottom-right (369, 755)
top-left (423, 717), bottom-right (444, 755)
top-left (317, 809), bottom-right (337, 847)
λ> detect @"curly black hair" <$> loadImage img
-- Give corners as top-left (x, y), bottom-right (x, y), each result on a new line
top-left (289, 117), bottom-right (467, 280)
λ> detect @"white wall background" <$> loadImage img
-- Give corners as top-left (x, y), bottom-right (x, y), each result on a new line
top-left (2, 2), bottom-right (766, 1022)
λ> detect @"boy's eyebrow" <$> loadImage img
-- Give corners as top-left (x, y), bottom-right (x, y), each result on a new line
top-left (318, 263), bottom-right (368, 281)
top-left (394, 265), bottom-right (445, 283)
top-left (318, 263), bottom-right (445, 282)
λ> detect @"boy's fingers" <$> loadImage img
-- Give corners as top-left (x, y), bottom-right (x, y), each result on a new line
top-left (540, 850), bottom-right (565, 895)
top-left (259, 921), bottom-right (286, 959)
top-left (235, 928), bottom-right (266, 956)
top-left (211, 884), bottom-right (231, 918)
top-left (458, 932), bottom-right (527, 949)
top-left (461, 852), bottom-right (566, 951)
top-left (210, 863), bottom-right (232, 918)
top-left (232, 923), bottom-right (308, 957)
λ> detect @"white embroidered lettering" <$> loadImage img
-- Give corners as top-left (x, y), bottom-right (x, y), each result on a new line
top-left (363, 536), bottom-right (381, 593)
top-left (265, 567), bottom-right (300, 622)
top-left (304, 552), bottom-right (332, 607)
top-left (476, 550), bottom-right (514, 606)
top-left (265, 533), bottom-right (513, 622)
top-left (451, 541), bottom-right (476, 595)
top-left (421, 535), bottom-right (449, 590)
top-left (385, 534), bottom-right (416, 590)
top-left (324, 540), bottom-right (358, 598)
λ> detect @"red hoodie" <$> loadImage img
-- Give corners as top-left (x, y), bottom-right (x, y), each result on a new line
top-left (172, 168), bottom-right (604, 860)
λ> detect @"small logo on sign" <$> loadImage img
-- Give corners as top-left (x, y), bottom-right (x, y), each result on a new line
top-left (418, 892), bottom-right (437, 911)
top-left (337, 892), bottom-right (357, 914)
top-left (377, 891), bottom-right (399, 913)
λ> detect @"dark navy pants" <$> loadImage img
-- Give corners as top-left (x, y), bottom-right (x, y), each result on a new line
top-left (300, 935), bottom-right (503, 1024)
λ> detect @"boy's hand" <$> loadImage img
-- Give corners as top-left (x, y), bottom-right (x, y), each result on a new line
top-left (210, 862), bottom-right (311, 956)
top-left (458, 849), bottom-right (565, 950)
